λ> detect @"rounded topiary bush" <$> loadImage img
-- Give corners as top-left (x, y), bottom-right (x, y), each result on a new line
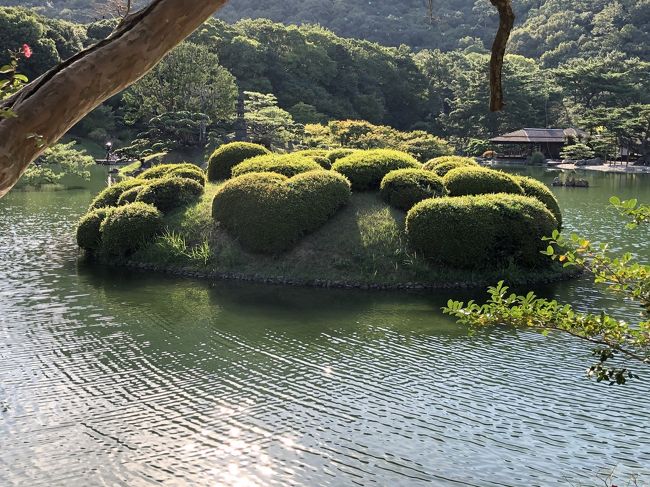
top-left (212, 170), bottom-right (351, 254)
top-left (327, 148), bottom-right (357, 163)
top-left (136, 177), bottom-right (204, 213)
top-left (423, 156), bottom-right (479, 177)
top-left (380, 169), bottom-right (446, 210)
top-left (406, 194), bottom-right (558, 269)
top-left (167, 167), bottom-right (206, 186)
top-left (331, 149), bottom-right (421, 191)
top-left (76, 207), bottom-right (115, 251)
top-left (423, 156), bottom-right (478, 169)
top-left (444, 167), bottom-right (524, 197)
top-left (89, 179), bottom-right (147, 210)
top-left (207, 142), bottom-right (270, 181)
top-left (100, 202), bottom-right (163, 257)
top-left (139, 163), bottom-right (200, 181)
top-left (515, 176), bottom-right (562, 228)
top-left (231, 154), bottom-right (323, 178)
top-left (117, 185), bottom-right (146, 206)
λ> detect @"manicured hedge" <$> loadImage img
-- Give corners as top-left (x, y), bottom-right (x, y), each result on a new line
top-left (423, 156), bottom-right (478, 170)
top-left (443, 167), bottom-right (524, 197)
top-left (136, 177), bottom-right (204, 213)
top-left (76, 207), bottom-right (114, 251)
top-left (331, 149), bottom-right (421, 191)
top-left (327, 148), bottom-right (357, 163)
top-left (89, 179), bottom-right (147, 210)
top-left (406, 193), bottom-right (558, 269)
top-left (515, 175), bottom-right (562, 227)
top-left (207, 142), bottom-right (270, 181)
top-left (139, 163), bottom-right (201, 181)
top-left (231, 154), bottom-right (323, 178)
top-left (117, 185), bottom-right (146, 206)
top-left (423, 156), bottom-right (479, 177)
top-left (166, 167), bottom-right (206, 186)
top-left (212, 171), bottom-right (351, 253)
top-left (100, 202), bottom-right (163, 257)
top-left (380, 169), bottom-right (446, 210)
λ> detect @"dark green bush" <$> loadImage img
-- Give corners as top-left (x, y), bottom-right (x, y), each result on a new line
top-left (331, 149), bottom-right (421, 191)
top-left (76, 207), bottom-right (114, 251)
top-left (212, 171), bottom-right (351, 254)
top-left (231, 154), bottom-right (323, 178)
top-left (207, 142), bottom-right (270, 181)
top-left (136, 177), bottom-right (204, 213)
top-left (406, 194), bottom-right (558, 269)
top-left (100, 202), bottom-right (164, 257)
top-left (444, 167), bottom-right (524, 196)
top-left (380, 169), bottom-right (446, 210)
top-left (327, 148), bottom-right (357, 163)
top-left (139, 163), bottom-right (201, 181)
top-left (515, 176), bottom-right (562, 227)
top-left (117, 185), bottom-right (146, 206)
top-left (89, 179), bottom-right (147, 210)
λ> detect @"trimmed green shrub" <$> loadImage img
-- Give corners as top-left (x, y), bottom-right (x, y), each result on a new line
top-left (76, 207), bottom-right (115, 251)
top-left (138, 163), bottom-right (200, 180)
top-left (311, 155), bottom-right (332, 169)
top-left (444, 167), bottom-right (524, 197)
top-left (423, 156), bottom-right (478, 169)
top-left (117, 185), bottom-right (146, 206)
top-left (423, 156), bottom-right (478, 177)
top-left (331, 149), bottom-right (421, 191)
top-left (100, 202), bottom-right (164, 257)
top-left (406, 194), bottom-right (558, 269)
top-left (380, 169), bottom-right (446, 210)
top-left (207, 142), bottom-right (270, 181)
top-left (168, 167), bottom-right (207, 186)
top-left (212, 171), bottom-right (351, 253)
top-left (231, 154), bottom-right (323, 178)
top-left (136, 177), bottom-right (204, 213)
top-left (327, 148), bottom-right (357, 163)
top-left (515, 176), bottom-right (562, 227)
top-left (89, 179), bottom-right (147, 210)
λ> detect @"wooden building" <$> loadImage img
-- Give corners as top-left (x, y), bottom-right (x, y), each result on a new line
top-left (490, 128), bottom-right (586, 159)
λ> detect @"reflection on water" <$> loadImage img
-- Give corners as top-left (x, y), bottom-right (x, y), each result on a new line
top-left (1, 168), bottom-right (649, 486)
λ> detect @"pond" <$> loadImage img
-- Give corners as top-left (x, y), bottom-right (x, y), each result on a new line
top-left (1, 166), bottom-right (649, 486)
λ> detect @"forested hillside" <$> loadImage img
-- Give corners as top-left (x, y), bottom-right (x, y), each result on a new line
top-left (2, 0), bottom-right (648, 66)
top-left (1, 5), bottom-right (648, 162)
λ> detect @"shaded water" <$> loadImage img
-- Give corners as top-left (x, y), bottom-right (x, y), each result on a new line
top-left (1, 167), bottom-right (649, 486)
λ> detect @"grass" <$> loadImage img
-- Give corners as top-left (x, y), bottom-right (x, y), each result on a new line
top-left (130, 182), bottom-right (572, 288)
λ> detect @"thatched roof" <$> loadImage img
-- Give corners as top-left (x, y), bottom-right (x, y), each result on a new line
top-left (491, 128), bottom-right (586, 144)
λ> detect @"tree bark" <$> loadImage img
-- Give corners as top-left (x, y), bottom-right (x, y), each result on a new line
top-left (489, 0), bottom-right (514, 111)
top-left (0, 0), bottom-right (229, 197)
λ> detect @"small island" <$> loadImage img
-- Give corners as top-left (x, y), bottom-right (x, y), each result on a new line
top-left (76, 143), bottom-right (568, 289)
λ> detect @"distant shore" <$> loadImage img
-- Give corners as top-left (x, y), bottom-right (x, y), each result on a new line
top-left (549, 162), bottom-right (650, 174)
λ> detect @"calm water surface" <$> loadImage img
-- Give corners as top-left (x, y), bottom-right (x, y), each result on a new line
top-left (1, 167), bottom-right (649, 486)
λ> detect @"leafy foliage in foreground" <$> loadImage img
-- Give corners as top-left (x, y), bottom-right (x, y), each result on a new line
top-left (444, 198), bottom-right (650, 384)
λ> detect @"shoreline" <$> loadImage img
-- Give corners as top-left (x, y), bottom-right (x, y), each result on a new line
top-left (119, 259), bottom-right (580, 292)
top-left (549, 163), bottom-right (650, 174)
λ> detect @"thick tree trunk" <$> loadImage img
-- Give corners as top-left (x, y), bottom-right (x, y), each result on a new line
top-left (0, 0), bottom-right (229, 197)
top-left (489, 0), bottom-right (514, 111)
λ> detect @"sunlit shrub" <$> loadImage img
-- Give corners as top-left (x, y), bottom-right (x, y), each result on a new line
top-left (515, 175), bottom-right (562, 227)
top-left (231, 153), bottom-right (323, 178)
top-left (331, 149), bottom-right (421, 191)
top-left (207, 142), bottom-right (270, 181)
top-left (100, 202), bottom-right (163, 256)
top-left (443, 167), bottom-right (524, 197)
top-left (136, 177), bottom-right (204, 213)
top-left (76, 207), bottom-right (115, 251)
top-left (406, 194), bottom-right (557, 269)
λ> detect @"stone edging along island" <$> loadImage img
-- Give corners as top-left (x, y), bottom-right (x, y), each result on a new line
top-left (120, 260), bottom-right (580, 292)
